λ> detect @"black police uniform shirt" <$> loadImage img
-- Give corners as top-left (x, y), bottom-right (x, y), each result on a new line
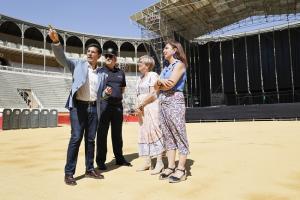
top-left (102, 66), bottom-right (126, 104)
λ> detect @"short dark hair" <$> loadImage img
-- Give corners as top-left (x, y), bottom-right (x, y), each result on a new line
top-left (86, 43), bottom-right (102, 54)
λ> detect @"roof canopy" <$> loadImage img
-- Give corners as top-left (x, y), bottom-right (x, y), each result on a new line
top-left (131, 0), bottom-right (300, 40)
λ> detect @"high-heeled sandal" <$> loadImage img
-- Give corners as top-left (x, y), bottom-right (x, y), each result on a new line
top-left (159, 167), bottom-right (175, 180)
top-left (168, 168), bottom-right (187, 183)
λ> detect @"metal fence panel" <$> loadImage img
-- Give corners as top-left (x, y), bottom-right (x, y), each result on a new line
top-left (39, 109), bottom-right (49, 128)
top-left (30, 109), bottom-right (40, 128)
top-left (48, 109), bottom-right (58, 127)
top-left (11, 109), bottom-right (21, 129)
top-left (20, 109), bottom-right (31, 129)
top-left (2, 109), bottom-right (13, 130)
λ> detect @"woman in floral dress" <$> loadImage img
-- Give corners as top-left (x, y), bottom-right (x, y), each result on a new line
top-left (154, 40), bottom-right (189, 183)
top-left (135, 55), bottom-right (165, 175)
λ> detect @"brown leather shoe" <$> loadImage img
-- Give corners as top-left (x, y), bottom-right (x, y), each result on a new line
top-left (85, 169), bottom-right (104, 179)
top-left (64, 174), bottom-right (77, 186)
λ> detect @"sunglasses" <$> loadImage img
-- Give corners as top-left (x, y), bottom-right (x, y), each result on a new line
top-left (105, 54), bottom-right (115, 59)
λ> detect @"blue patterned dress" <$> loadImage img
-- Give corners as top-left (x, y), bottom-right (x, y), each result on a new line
top-left (159, 60), bottom-right (189, 155)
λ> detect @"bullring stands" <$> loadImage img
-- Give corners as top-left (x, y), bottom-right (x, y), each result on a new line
top-left (0, 67), bottom-right (71, 111)
top-left (0, 65), bottom-right (139, 113)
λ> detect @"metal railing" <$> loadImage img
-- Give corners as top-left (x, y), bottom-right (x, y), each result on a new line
top-left (0, 65), bottom-right (72, 78)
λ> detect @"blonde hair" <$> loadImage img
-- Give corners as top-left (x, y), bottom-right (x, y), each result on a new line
top-left (138, 55), bottom-right (155, 71)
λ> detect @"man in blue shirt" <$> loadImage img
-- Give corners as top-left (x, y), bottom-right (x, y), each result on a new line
top-left (96, 48), bottom-right (131, 170)
top-left (49, 27), bottom-right (110, 185)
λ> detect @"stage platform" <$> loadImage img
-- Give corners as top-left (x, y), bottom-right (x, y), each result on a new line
top-left (186, 103), bottom-right (300, 122)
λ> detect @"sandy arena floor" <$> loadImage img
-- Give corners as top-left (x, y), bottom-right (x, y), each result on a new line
top-left (0, 121), bottom-right (300, 200)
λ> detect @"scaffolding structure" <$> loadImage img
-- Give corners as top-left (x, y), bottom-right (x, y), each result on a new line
top-left (131, 0), bottom-right (300, 40)
top-left (132, 0), bottom-right (300, 71)
top-left (196, 13), bottom-right (300, 43)
top-left (140, 11), bottom-right (163, 71)
top-left (134, 1), bottom-right (176, 71)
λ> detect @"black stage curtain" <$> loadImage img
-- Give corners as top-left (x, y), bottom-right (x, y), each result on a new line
top-left (190, 44), bottom-right (196, 104)
top-left (290, 27), bottom-right (300, 102)
top-left (233, 37), bottom-right (248, 94)
top-left (185, 40), bottom-right (192, 106)
top-left (194, 43), bottom-right (201, 106)
top-left (209, 42), bottom-right (222, 93)
top-left (246, 35), bottom-right (263, 104)
top-left (187, 26), bottom-right (300, 107)
top-left (198, 44), bottom-right (210, 106)
top-left (274, 29), bottom-right (292, 103)
top-left (260, 32), bottom-right (278, 104)
top-left (233, 37), bottom-right (249, 105)
top-left (221, 40), bottom-right (236, 105)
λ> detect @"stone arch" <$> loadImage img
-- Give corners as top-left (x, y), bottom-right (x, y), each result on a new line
top-left (120, 42), bottom-right (135, 58)
top-left (0, 57), bottom-right (10, 66)
top-left (0, 21), bottom-right (21, 44)
top-left (24, 26), bottom-right (44, 48)
top-left (23, 27), bottom-right (45, 68)
top-left (137, 43), bottom-right (148, 58)
top-left (66, 35), bottom-right (83, 54)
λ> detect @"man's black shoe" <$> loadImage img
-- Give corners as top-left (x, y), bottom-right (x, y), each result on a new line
top-left (64, 174), bottom-right (77, 186)
top-left (116, 159), bottom-right (132, 166)
top-left (98, 163), bottom-right (108, 170)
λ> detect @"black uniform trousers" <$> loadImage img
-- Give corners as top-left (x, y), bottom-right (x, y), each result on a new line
top-left (96, 100), bottom-right (124, 165)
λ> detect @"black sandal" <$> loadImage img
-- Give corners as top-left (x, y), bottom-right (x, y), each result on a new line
top-left (159, 167), bottom-right (175, 180)
top-left (168, 168), bottom-right (187, 183)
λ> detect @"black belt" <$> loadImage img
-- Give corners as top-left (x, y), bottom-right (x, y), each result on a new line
top-left (103, 98), bottom-right (122, 105)
top-left (76, 99), bottom-right (96, 106)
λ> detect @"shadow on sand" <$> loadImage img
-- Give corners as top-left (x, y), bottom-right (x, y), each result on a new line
top-left (164, 157), bottom-right (194, 177)
top-left (100, 152), bottom-right (139, 172)
top-left (75, 153), bottom-right (139, 181)
top-left (75, 153), bottom-right (194, 181)
top-left (152, 156), bottom-right (194, 177)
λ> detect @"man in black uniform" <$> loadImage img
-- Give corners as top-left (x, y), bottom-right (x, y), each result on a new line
top-left (96, 48), bottom-right (131, 170)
